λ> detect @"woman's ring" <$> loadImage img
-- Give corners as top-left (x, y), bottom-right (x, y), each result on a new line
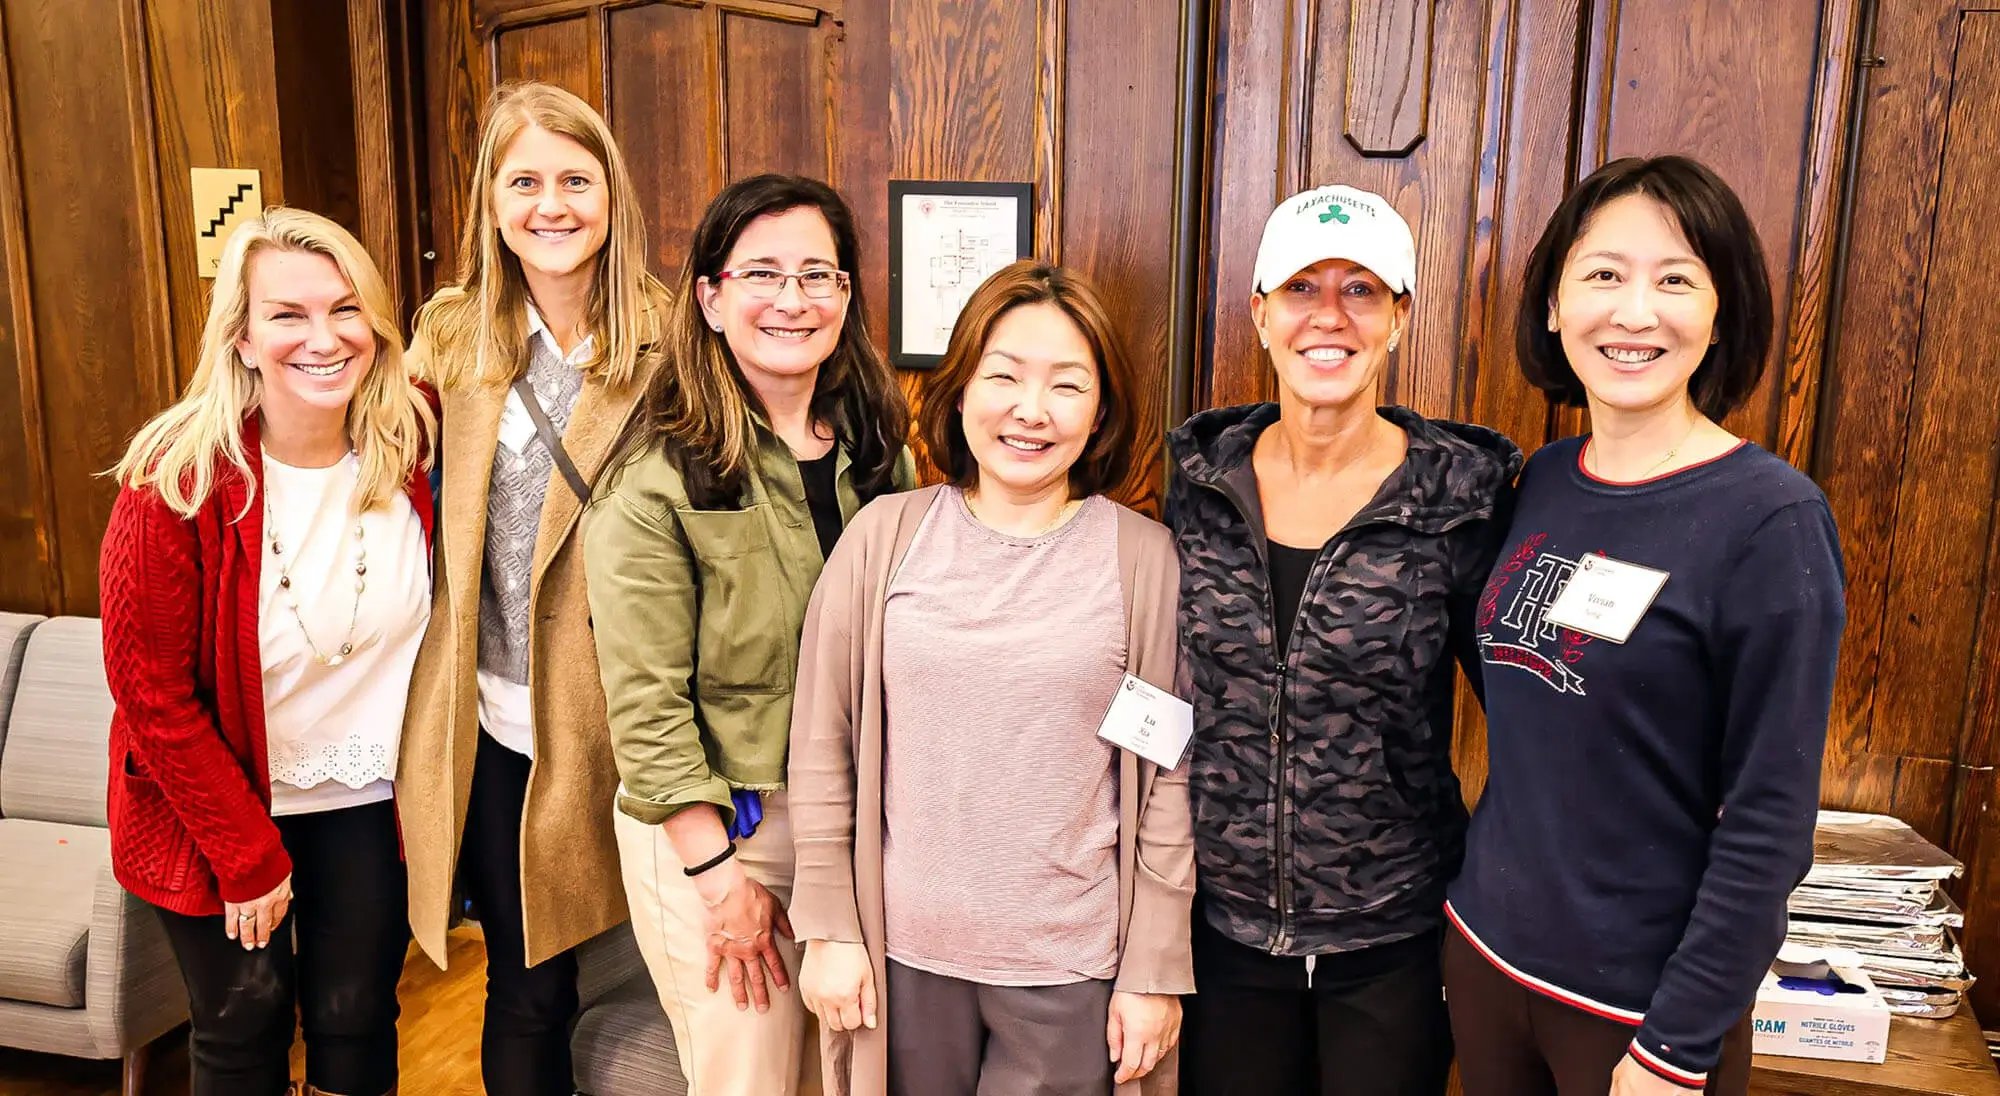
top-left (238, 911), bottom-right (254, 922)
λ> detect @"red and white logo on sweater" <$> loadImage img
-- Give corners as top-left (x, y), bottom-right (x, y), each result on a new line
top-left (1477, 533), bottom-right (1593, 695)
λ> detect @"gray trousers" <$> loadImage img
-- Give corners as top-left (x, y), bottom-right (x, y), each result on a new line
top-left (887, 959), bottom-right (1115, 1096)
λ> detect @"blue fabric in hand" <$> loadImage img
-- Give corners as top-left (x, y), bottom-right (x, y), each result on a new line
top-left (727, 788), bottom-right (764, 841)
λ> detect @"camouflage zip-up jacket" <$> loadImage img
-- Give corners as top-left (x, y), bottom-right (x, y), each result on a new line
top-left (1166, 403), bottom-right (1520, 956)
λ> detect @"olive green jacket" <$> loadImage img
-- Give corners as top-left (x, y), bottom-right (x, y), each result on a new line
top-left (581, 422), bottom-right (915, 827)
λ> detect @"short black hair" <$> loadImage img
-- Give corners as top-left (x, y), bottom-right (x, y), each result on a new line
top-left (1515, 155), bottom-right (1774, 420)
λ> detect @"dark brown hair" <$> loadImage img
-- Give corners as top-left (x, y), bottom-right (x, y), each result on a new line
top-left (917, 260), bottom-right (1140, 498)
top-left (631, 174), bottom-right (908, 509)
top-left (1516, 155), bottom-right (1774, 419)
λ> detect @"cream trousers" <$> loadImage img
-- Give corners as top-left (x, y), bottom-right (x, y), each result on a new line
top-left (613, 792), bottom-right (821, 1096)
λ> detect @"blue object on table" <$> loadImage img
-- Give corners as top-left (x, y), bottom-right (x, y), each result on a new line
top-left (1776, 974), bottom-right (1867, 996)
top-left (727, 788), bottom-right (764, 840)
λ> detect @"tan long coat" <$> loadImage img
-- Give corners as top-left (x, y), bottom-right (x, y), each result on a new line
top-left (397, 316), bottom-right (657, 970)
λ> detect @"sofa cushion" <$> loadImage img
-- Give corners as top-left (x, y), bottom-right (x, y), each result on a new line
top-left (0, 618), bottom-right (112, 826)
top-left (0, 612), bottom-right (44, 764)
top-left (0, 818), bottom-right (106, 1008)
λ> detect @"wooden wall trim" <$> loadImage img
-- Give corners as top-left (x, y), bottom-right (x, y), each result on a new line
top-left (1033, 0), bottom-right (1064, 261)
top-left (0, 0), bottom-right (59, 613)
top-left (350, 0), bottom-right (406, 311)
top-left (708, 3), bottom-right (729, 180)
top-left (1572, 0), bottom-right (1616, 179)
top-left (1772, 0), bottom-right (1866, 468)
top-left (1278, 0), bottom-right (1317, 198)
top-left (119, 0), bottom-right (176, 420)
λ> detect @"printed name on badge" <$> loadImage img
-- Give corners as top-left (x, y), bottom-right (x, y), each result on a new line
top-left (1095, 673), bottom-right (1195, 769)
top-left (1542, 552), bottom-right (1670, 644)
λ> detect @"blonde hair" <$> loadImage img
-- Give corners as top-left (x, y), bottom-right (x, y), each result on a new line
top-left (114, 207), bottom-right (436, 517)
top-left (417, 81), bottom-right (665, 388)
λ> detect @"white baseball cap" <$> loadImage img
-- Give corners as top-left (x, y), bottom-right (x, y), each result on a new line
top-left (1251, 184), bottom-right (1417, 296)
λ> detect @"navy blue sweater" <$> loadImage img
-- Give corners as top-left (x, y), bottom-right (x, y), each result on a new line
top-left (1446, 436), bottom-right (1845, 1088)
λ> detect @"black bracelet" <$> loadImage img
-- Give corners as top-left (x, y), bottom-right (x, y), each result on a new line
top-left (683, 841), bottom-right (738, 878)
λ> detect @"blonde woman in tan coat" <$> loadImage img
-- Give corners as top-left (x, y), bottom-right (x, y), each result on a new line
top-left (788, 262), bottom-right (1196, 1096)
top-left (395, 82), bottom-right (667, 1095)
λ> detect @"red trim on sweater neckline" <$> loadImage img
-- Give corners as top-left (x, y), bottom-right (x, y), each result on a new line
top-left (1575, 437), bottom-right (1747, 486)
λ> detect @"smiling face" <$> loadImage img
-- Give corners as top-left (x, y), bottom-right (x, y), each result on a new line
top-left (960, 301), bottom-right (1102, 504)
top-left (236, 248), bottom-right (375, 436)
top-left (696, 205), bottom-right (848, 389)
top-left (1550, 192), bottom-right (1720, 417)
top-left (1251, 258), bottom-right (1410, 411)
top-left (492, 124), bottom-right (610, 295)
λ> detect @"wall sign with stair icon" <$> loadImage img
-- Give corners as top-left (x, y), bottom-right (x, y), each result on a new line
top-left (191, 168), bottom-right (263, 278)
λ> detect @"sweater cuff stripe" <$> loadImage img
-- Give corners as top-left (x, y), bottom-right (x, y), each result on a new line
top-left (1629, 1041), bottom-right (1706, 1088)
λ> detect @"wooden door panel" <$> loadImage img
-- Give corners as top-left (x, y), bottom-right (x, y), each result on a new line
top-left (605, 2), bottom-right (718, 274)
top-left (494, 14), bottom-right (602, 107)
top-left (719, 10), bottom-right (826, 181)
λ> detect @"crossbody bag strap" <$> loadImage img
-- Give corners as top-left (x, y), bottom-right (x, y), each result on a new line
top-left (509, 374), bottom-right (592, 502)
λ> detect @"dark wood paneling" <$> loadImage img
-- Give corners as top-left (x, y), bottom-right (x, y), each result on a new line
top-left (272, 0), bottom-right (359, 234)
top-left (494, 13), bottom-right (601, 108)
top-left (6, 0), bottom-right (175, 616)
top-left (606, 2), bottom-right (717, 274)
top-left (1814, 0), bottom-right (1963, 794)
top-left (142, 0), bottom-right (286, 385)
top-left (720, 10), bottom-right (825, 180)
top-left (1599, 1), bottom-right (1823, 450)
top-left (0, 0), bottom-right (57, 613)
top-left (1866, 8), bottom-right (2000, 768)
top-left (1055, 0), bottom-right (1179, 513)
top-left (350, 0), bottom-right (423, 318)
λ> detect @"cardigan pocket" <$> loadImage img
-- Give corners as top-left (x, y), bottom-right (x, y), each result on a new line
top-left (117, 750), bottom-right (194, 893)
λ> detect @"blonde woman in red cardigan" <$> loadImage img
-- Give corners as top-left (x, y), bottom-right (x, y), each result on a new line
top-left (100, 208), bottom-right (435, 1096)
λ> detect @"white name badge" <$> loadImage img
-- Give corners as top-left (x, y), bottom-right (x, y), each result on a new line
top-left (1543, 553), bottom-right (1670, 644)
top-left (1095, 673), bottom-right (1195, 770)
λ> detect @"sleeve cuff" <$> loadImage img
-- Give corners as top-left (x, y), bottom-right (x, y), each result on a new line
top-left (1629, 1039), bottom-right (1708, 1089)
top-left (215, 838), bottom-right (294, 905)
top-left (615, 778), bottom-right (735, 828)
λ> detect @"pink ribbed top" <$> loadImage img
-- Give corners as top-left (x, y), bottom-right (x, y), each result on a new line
top-left (879, 488), bottom-right (1126, 986)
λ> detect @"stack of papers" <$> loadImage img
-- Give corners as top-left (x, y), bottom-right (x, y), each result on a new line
top-left (1780, 811), bottom-right (1972, 1018)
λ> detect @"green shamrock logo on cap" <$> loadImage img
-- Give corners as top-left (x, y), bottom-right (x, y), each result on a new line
top-left (1319, 204), bottom-right (1350, 224)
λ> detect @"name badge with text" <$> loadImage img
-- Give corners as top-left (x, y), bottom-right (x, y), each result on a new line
top-left (1095, 673), bottom-right (1195, 769)
top-left (1543, 553), bottom-right (1670, 644)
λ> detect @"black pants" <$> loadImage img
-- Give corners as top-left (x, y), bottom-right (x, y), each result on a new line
top-left (154, 798), bottom-right (407, 1096)
top-left (1443, 922), bottom-right (1752, 1095)
top-left (460, 729), bottom-right (580, 1096)
top-left (1180, 912), bottom-right (1452, 1096)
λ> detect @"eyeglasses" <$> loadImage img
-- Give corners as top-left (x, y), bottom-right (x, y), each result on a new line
top-left (713, 267), bottom-right (851, 300)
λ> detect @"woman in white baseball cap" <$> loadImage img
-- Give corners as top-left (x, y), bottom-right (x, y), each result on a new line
top-left (1166, 184), bottom-right (1521, 1095)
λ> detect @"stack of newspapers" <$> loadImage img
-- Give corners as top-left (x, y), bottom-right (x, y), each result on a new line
top-left (1784, 810), bottom-right (1972, 1018)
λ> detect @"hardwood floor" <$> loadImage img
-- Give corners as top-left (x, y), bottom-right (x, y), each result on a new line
top-left (0, 927), bottom-right (488, 1096)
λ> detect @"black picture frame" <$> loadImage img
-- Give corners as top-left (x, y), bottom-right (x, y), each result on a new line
top-left (886, 179), bottom-right (1034, 369)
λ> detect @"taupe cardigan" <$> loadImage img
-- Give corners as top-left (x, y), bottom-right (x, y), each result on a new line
top-left (788, 485), bottom-right (1196, 1096)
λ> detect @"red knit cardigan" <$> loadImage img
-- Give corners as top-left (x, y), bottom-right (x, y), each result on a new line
top-left (99, 416), bottom-right (435, 916)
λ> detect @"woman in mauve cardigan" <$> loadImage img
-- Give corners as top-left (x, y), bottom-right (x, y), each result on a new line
top-left (101, 209), bottom-right (434, 1096)
top-left (787, 263), bottom-right (1195, 1096)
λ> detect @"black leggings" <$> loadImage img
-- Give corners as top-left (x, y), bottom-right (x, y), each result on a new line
top-left (458, 729), bottom-right (580, 1096)
top-left (153, 798), bottom-right (408, 1096)
top-left (1180, 913), bottom-right (1452, 1096)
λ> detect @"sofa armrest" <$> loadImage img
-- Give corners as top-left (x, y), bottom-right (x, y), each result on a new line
top-left (84, 859), bottom-right (188, 1058)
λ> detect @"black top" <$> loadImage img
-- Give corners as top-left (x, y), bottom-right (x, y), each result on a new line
top-left (1266, 539), bottom-right (1319, 654)
top-left (798, 451), bottom-right (844, 560)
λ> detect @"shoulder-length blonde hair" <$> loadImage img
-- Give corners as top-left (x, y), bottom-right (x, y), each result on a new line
top-left (114, 207), bottom-right (436, 517)
top-left (417, 81), bottom-right (665, 389)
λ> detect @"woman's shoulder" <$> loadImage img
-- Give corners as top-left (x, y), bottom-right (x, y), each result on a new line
top-left (852, 483), bottom-right (947, 537)
top-left (592, 441), bottom-right (692, 519)
top-left (1109, 498), bottom-right (1174, 555)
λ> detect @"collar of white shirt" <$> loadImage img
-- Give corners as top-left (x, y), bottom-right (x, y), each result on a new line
top-left (524, 302), bottom-right (596, 368)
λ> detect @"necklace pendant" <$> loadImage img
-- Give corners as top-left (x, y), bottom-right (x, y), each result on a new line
top-left (278, 575), bottom-right (290, 589)
top-left (326, 653), bottom-right (345, 667)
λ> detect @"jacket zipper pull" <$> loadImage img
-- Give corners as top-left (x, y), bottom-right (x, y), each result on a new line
top-left (1305, 953), bottom-right (1316, 989)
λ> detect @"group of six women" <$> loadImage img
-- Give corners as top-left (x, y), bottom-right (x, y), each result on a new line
top-left (99, 80), bottom-right (1845, 1096)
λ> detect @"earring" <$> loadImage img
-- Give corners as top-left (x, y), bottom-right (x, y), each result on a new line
top-left (1259, 339), bottom-right (1269, 349)
top-left (1388, 335), bottom-right (1401, 352)
top-left (1710, 331), bottom-right (1720, 345)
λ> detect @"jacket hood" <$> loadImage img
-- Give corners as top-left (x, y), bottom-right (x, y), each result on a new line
top-left (1169, 402), bottom-right (1523, 532)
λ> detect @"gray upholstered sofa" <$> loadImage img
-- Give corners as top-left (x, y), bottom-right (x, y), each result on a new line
top-left (574, 922), bottom-right (687, 1095)
top-left (0, 614), bottom-right (187, 1095)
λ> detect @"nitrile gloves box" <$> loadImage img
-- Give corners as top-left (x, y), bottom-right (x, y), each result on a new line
top-left (1751, 946), bottom-right (1891, 1064)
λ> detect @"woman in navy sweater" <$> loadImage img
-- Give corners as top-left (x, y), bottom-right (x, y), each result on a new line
top-left (1443, 156), bottom-right (1845, 1095)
